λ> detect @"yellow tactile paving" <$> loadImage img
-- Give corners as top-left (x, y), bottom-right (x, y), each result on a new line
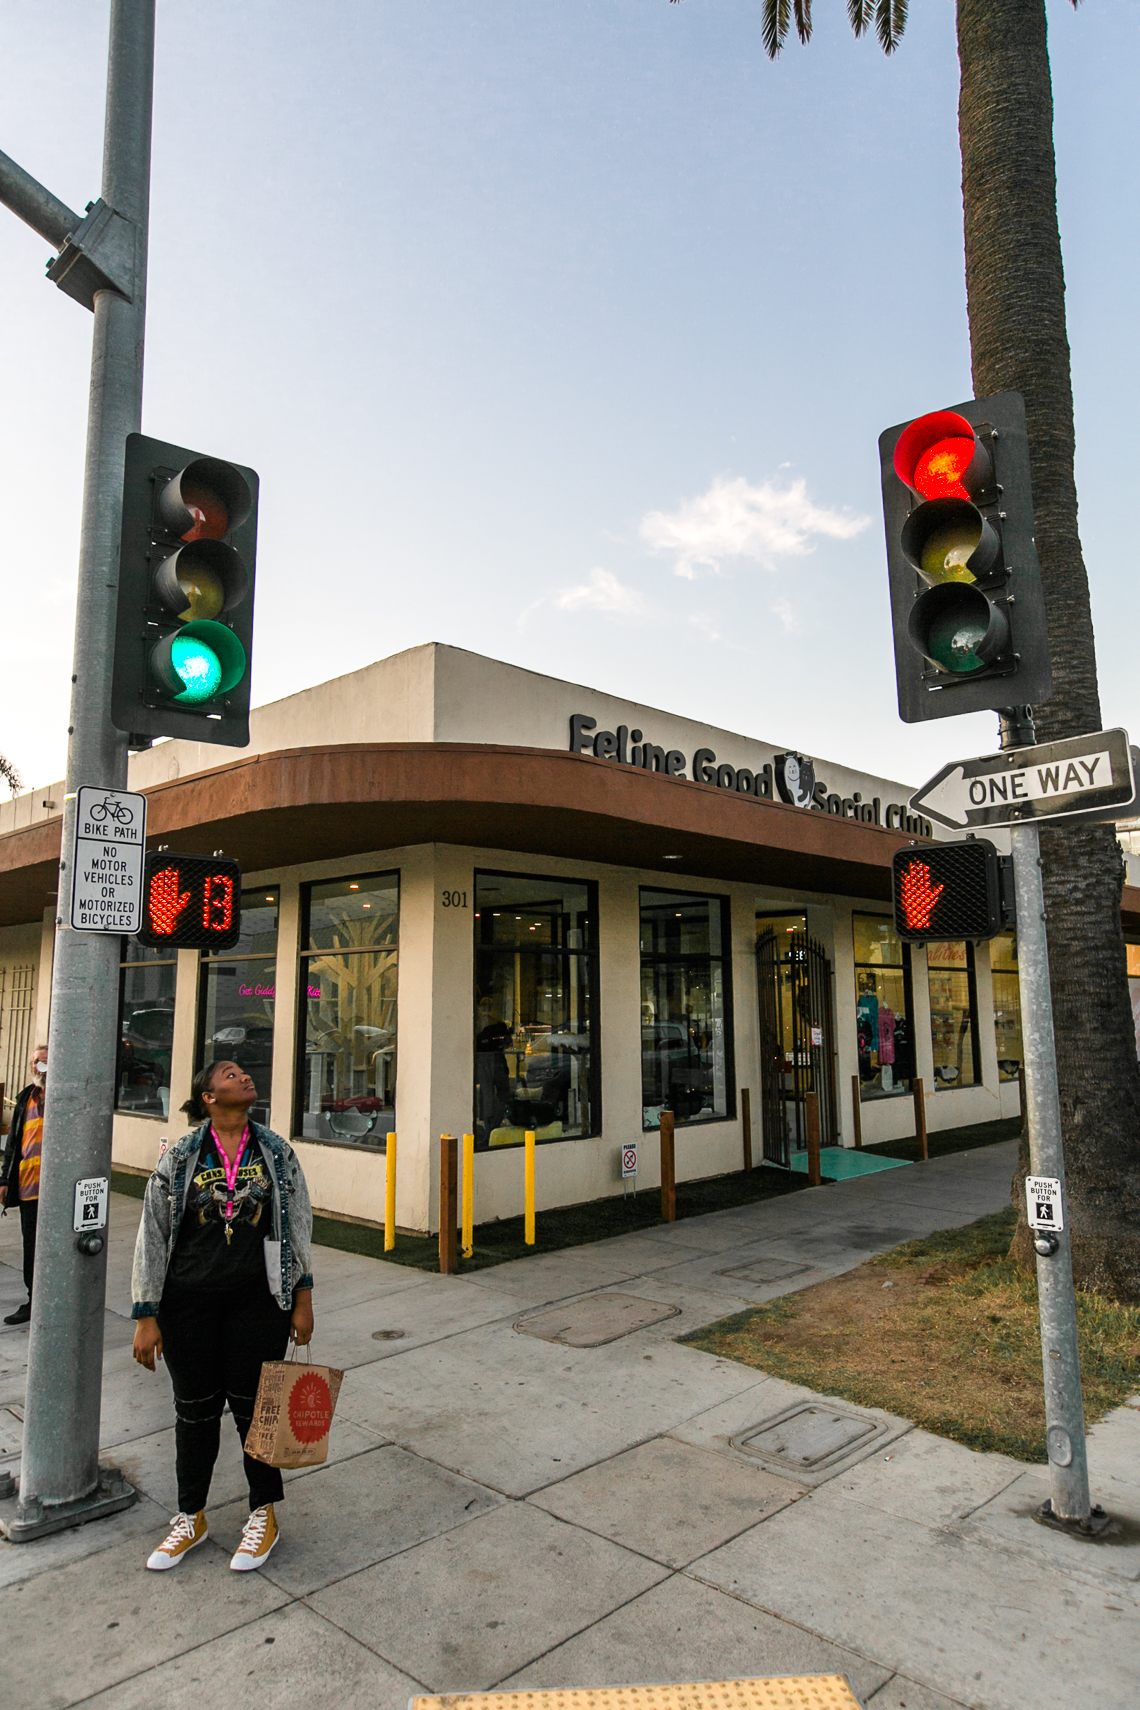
top-left (412, 1675), bottom-right (863, 1710)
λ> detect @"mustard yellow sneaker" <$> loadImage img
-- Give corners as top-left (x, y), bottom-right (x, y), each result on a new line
top-left (146, 1510), bottom-right (208, 1570)
top-left (229, 1502), bottom-right (279, 1571)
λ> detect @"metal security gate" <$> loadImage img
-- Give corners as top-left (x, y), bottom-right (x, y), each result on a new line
top-left (756, 928), bottom-right (837, 1166)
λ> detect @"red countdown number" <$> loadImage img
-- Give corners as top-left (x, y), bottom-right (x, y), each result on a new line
top-left (138, 853), bottom-right (242, 949)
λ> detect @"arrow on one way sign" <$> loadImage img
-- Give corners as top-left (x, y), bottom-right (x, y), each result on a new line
top-left (910, 728), bottom-right (1136, 832)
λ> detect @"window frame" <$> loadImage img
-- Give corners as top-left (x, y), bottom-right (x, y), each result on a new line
top-left (472, 867), bottom-right (601, 1147)
top-left (292, 869), bottom-right (401, 1150)
top-left (851, 912), bottom-right (915, 1104)
top-left (116, 938), bottom-right (178, 1119)
top-left (639, 886), bottom-right (735, 1131)
top-left (196, 885), bottom-right (281, 1129)
top-left (926, 938), bottom-right (981, 1092)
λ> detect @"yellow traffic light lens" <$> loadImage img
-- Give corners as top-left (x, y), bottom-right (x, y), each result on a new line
top-left (919, 517), bottom-right (980, 584)
top-left (927, 607), bottom-right (987, 673)
top-left (174, 563), bottom-right (225, 621)
top-left (171, 634), bottom-right (224, 702)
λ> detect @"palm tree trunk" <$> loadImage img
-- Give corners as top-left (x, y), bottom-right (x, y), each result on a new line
top-left (957, 0), bottom-right (1140, 1297)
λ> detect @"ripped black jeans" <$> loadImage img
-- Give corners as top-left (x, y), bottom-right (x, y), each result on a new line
top-left (157, 1281), bottom-right (292, 1514)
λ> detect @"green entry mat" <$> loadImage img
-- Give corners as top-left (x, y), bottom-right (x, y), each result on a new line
top-left (790, 1145), bottom-right (912, 1179)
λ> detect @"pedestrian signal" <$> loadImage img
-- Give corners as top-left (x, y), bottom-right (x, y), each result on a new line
top-left (879, 393), bottom-right (1052, 723)
top-left (137, 852), bottom-right (243, 950)
top-left (891, 840), bottom-right (1010, 942)
top-left (112, 434), bottom-right (258, 748)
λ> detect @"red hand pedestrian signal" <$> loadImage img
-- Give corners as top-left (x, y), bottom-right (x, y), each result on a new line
top-left (898, 861), bottom-right (944, 932)
top-left (147, 865), bottom-right (191, 937)
top-left (138, 852), bottom-right (243, 949)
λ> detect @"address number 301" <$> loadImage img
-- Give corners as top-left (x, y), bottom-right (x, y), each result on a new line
top-left (441, 890), bottom-right (468, 909)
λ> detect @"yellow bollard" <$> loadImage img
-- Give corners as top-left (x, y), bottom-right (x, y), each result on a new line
top-left (384, 1132), bottom-right (397, 1252)
top-left (462, 1132), bottom-right (475, 1258)
top-left (524, 1130), bottom-right (536, 1246)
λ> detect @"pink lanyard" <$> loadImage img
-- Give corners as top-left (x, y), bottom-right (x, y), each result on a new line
top-left (210, 1125), bottom-right (249, 1223)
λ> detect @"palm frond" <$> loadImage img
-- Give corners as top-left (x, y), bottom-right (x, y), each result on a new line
top-left (875, 0), bottom-right (908, 54)
top-left (847, 0), bottom-right (874, 37)
top-left (0, 753), bottom-right (21, 796)
top-left (762, 0), bottom-right (792, 59)
top-left (794, 0), bottom-right (813, 46)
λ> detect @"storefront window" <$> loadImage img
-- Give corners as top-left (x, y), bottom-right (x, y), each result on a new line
top-left (295, 873), bottom-right (398, 1145)
top-left (640, 890), bottom-right (733, 1129)
top-left (852, 915), bottom-right (914, 1101)
top-left (473, 871), bottom-right (598, 1148)
top-left (117, 939), bottom-right (176, 1116)
top-left (927, 940), bottom-right (980, 1091)
top-left (1128, 944), bottom-right (1140, 1060)
top-left (197, 887), bottom-right (279, 1127)
top-left (991, 931), bottom-right (1022, 1081)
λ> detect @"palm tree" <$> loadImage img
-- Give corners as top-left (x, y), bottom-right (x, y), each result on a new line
top-left (0, 753), bottom-right (20, 796)
top-left (744, 0), bottom-right (1140, 1298)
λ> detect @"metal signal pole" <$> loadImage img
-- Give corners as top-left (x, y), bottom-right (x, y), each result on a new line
top-left (999, 706), bottom-right (1098, 1530)
top-left (0, 0), bottom-right (154, 1538)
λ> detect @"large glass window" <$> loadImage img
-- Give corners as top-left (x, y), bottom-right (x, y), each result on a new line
top-left (640, 890), bottom-right (733, 1129)
top-left (197, 886), bottom-right (279, 1127)
top-left (296, 873), bottom-right (399, 1146)
top-left (927, 940), bottom-right (980, 1091)
top-left (991, 931), bottom-right (1023, 1082)
top-left (853, 915), bottom-right (915, 1102)
top-left (117, 940), bottom-right (176, 1116)
top-left (473, 871), bottom-right (598, 1148)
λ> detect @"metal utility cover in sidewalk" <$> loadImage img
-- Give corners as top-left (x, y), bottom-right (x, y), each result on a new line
top-left (716, 1259), bottom-right (813, 1285)
top-left (411, 1676), bottom-right (863, 1710)
top-left (732, 1401), bottom-right (894, 1478)
top-left (515, 1292), bottom-right (681, 1347)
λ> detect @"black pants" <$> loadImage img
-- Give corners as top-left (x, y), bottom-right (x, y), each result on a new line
top-left (20, 1199), bottom-right (37, 1298)
top-left (157, 1281), bottom-right (292, 1514)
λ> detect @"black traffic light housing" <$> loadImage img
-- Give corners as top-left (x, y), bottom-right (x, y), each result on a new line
top-left (879, 392), bottom-right (1052, 723)
top-left (112, 434), bottom-right (259, 748)
top-left (892, 839), bottom-right (1014, 943)
top-left (138, 851), bottom-right (243, 950)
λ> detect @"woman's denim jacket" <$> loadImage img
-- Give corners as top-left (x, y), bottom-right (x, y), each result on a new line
top-left (130, 1120), bottom-right (314, 1318)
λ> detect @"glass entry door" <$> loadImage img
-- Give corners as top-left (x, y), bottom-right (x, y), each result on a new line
top-left (756, 920), bottom-right (837, 1166)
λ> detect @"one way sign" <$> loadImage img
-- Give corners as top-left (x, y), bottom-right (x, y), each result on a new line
top-left (910, 728), bottom-right (1136, 832)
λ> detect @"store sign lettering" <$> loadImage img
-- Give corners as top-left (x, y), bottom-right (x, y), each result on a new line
top-left (236, 983), bottom-right (322, 998)
top-left (568, 714), bottom-right (932, 836)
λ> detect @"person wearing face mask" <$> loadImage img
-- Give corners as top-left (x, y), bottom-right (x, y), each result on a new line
top-left (0, 1045), bottom-right (48, 1326)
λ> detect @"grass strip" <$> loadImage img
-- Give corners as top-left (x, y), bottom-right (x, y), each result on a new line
top-left (679, 1205), bottom-right (1140, 1462)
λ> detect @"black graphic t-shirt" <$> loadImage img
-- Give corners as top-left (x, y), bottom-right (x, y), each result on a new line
top-left (167, 1134), bottom-right (273, 1293)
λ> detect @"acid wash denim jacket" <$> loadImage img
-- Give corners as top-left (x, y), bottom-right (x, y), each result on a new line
top-left (131, 1120), bottom-right (314, 1319)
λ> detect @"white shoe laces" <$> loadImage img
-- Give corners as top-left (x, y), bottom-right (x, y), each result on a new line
top-left (161, 1512), bottom-right (199, 1551)
top-left (238, 1505), bottom-right (270, 1551)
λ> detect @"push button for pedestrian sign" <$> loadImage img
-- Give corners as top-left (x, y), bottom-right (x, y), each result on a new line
top-left (1026, 1175), bottom-right (1063, 1232)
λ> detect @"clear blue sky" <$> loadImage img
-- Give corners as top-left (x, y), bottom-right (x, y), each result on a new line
top-left (2, 0), bottom-right (1137, 792)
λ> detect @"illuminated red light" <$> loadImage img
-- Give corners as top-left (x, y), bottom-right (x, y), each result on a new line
top-left (912, 437), bottom-right (976, 501)
top-left (148, 865), bottom-right (191, 936)
top-left (899, 860), bottom-right (944, 932)
top-left (203, 872), bottom-right (235, 934)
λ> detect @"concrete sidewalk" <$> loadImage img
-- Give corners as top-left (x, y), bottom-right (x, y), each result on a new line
top-left (1, 1141), bottom-right (1137, 1710)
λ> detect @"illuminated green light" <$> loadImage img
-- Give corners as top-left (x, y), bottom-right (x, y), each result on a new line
top-left (171, 633), bottom-right (223, 702)
top-left (927, 607), bottom-right (987, 674)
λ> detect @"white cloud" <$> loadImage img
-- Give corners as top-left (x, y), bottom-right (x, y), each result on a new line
top-left (771, 597), bottom-right (797, 633)
top-left (640, 474), bottom-right (870, 580)
top-left (552, 567), bottom-right (647, 619)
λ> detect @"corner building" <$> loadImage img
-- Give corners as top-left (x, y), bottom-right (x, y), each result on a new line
top-left (5, 642), bottom-right (1110, 1236)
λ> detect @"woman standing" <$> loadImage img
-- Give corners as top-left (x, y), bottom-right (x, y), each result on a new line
top-left (131, 1059), bottom-right (315, 1572)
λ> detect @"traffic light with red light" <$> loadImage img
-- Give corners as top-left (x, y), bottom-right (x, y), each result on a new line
top-left (137, 851), bottom-right (243, 950)
top-left (112, 433), bottom-right (258, 747)
top-left (891, 839), bottom-right (1012, 942)
top-left (879, 393), bottom-right (1052, 723)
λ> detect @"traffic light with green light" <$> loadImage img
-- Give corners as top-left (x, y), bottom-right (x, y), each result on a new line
top-left (112, 433), bottom-right (259, 747)
top-left (878, 392), bottom-right (1052, 723)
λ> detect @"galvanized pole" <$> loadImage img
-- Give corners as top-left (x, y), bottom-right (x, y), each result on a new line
top-left (999, 706), bottom-right (1092, 1525)
top-left (15, 0), bottom-right (154, 1530)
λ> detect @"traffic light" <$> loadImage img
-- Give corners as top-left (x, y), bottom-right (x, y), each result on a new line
top-left (879, 392), bottom-right (1052, 723)
top-left (137, 852), bottom-right (243, 950)
top-left (112, 433), bottom-right (259, 747)
top-left (891, 839), bottom-right (1012, 942)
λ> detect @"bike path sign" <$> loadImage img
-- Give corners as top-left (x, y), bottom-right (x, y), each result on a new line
top-left (69, 786), bottom-right (147, 934)
top-left (909, 728), bottom-right (1136, 832)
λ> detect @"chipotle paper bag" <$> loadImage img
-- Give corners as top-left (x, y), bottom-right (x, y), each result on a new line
top-left (245, 1350), bottom-right (345, 1469)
